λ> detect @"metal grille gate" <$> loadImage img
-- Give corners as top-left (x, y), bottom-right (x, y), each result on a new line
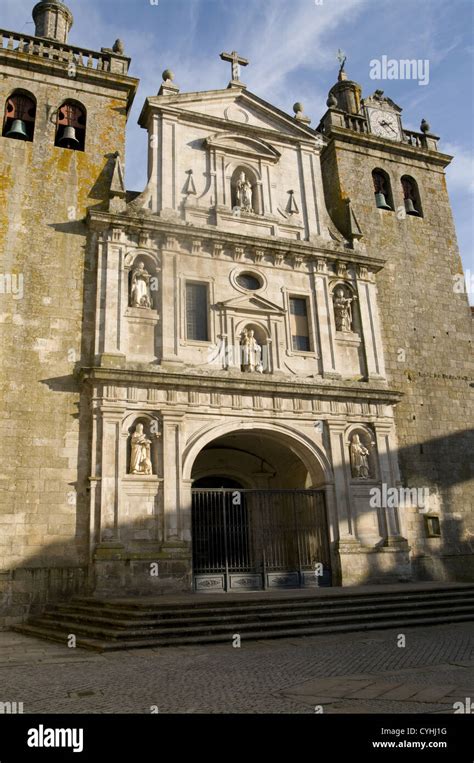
top-left (192, 489), bottom-right (331, 591)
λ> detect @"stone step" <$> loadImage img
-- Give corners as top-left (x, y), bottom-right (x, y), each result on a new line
top-left (19, 602), bottom-right (474, 643)
top-left (54, 587), bottom-right (474, 621)
top-left (15, 610), bottom-right (474, 652)
top-left (69, 584), bottom-right (474, 613)
top-left (42, 595), bottom-right (474, 630)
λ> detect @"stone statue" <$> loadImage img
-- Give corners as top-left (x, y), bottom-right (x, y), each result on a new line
top-left (130, 423), bottom-right (152, 475)
top-left (350, 434), bottom-right (371, 479)
top-left (240, 328), bottom-right (262, 372)
top-left (236, 172), bottom-right (253, 212)
top-left (130, 262), bottom-right (152, 309)
top-left (333, 287), bottom-right (356, 332)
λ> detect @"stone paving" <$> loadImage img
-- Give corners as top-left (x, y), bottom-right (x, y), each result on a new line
top-left (0, 622), bottom-right (472, 714)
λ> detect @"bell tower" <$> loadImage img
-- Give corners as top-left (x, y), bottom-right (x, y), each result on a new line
top-left (318, 66), bottom-right (474, 581)
top-left (0, 1), bottom-right (138, 623)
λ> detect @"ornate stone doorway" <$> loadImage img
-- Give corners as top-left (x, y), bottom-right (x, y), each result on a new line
top-left (189, 429), bottom-right (332, 592)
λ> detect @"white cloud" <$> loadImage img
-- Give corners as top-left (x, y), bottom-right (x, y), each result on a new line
top-left (441, 142), bottom-right (474, 195)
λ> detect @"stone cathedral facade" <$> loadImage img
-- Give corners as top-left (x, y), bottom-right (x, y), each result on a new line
top-left (1, 1), bottom-right (473, 623)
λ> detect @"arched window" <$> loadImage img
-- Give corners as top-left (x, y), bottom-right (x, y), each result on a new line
top-left (401, 175), bottom-right (423, 217)
top-left (2, 91), bottom-right (36, 142)
top-left (231, 166), bottom-right (259, 214)
top-left (372, 169), bottom-right (393, 211)
top-left (55, 101), bottom-right (86, 151)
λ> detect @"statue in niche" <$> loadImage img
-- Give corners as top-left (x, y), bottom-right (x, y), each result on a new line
top-left (130, 423), bottom-right (153, 475)
top-left (236, 171), bottom-right (253, 212)
top-left (240, 328), bottom-right (262, 373)
top-left (350, 434), bottom-right (371, 479)
top-left (333, 287), bottom-right (357, 332)
top-left (130, 261), bottom-right (152, 309)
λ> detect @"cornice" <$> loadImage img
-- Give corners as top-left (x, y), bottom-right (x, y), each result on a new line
top-left (79, 365), bottom-right (403, 405)
top-left (87, 210), bottom-right (386, 271)
top-left (322, 125), bottom-right (451, 168)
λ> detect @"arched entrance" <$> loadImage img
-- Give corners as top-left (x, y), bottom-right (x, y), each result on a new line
top-left (188, 428), bottom-right (332, 592)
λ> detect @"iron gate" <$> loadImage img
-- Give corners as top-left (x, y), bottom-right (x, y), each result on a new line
top-left (192, 489), bottom-right (331, 591)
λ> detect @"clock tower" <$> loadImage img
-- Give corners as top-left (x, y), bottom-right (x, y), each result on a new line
top-left (318, 66), bottom-right (474, 581)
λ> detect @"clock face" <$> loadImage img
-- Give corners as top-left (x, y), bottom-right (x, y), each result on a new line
top-left (367, 108), bottom-right (401, 141)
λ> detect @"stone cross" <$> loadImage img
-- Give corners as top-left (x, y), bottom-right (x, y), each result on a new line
top-left (220, 50), bottom-right (249, 83)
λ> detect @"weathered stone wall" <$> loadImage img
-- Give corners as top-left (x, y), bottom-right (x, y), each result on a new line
top-left (320, 133), bottom-right (474, 580)
top-left (0, 50), bottom-right (137, 624)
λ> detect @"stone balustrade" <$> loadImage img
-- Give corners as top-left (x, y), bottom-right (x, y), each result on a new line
top-left (343, 113), bottom-right (369, 133)
top-left (403, 128), bottom-right (438, 151)
top-left (0, 28), bottom-right (130, 75)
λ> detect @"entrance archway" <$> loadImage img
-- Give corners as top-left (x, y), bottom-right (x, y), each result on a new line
top-left (188, 427), bottom-right (332, 592)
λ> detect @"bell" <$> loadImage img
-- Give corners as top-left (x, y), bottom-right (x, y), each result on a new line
top-left (404, 197), bottom-right (420, 216)
top-left (6, 119), bottom-right (28, 140)
top-left (58, 125), bottom-right (79, 149)
top-left (374, 192), bottom-right (391, 210)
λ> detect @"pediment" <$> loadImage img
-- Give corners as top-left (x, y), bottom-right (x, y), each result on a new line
top-left (205, 132), bottom-right (280, 162)
top-left (362, 91), bottom-right (402, 114)
top-left (140, 88), bottom-right (316, 142)
top-left (218, 294), bottom-right (285, 315)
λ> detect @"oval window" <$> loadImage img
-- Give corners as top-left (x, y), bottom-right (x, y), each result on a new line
top-left (236, 273), bottom-right (262, 291)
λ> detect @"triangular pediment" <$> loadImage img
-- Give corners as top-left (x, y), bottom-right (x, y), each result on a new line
top-left (140, 88), bottom-right (316, 142)
top-left (219, 293), bottom-right (286, 315)
top-left (205, 132), bottom-right (280, 162)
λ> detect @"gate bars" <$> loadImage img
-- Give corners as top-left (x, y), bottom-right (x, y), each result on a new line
top-left (192, 489), bottom-right (331, 591)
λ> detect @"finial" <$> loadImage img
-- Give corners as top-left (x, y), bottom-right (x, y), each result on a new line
top-left (420, 118), bottom-right (430, 134)
top-left (293, 102), bottom-right (311, 124)
top-left (158, 69), bottom-right (179, 96)
top-left (113, 39), bottom-right (125, 55)
top-left (326, 92), bottom-right (337, 108)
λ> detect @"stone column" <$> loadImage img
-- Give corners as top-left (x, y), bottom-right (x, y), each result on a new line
top-left (146, 113), bottom-right (160, 214)
top-left (161, 413), bottom-right (185, 543)
top-left (160, 242), bottom-right (182, 364)
top-left (181, 478), bottom-right (193, 544)
top-left (97, 409), bottom-right (123, 545)
top-left (327, 419), bottom-right (364, 585)
top-left (356, 269), bottom-right (386, 381)
top-left (88, 402), bottom-right (101, 561)
top-left (327, 420), bottom-right (356, 540)
top-left (100, 235), bottom-right (125, 365)
top-left (311, 262), bottom-right (339, 378)
top-left (160, 114), bottom-right (178, 212)
top-left (374, 421), bottom-right (406, 542)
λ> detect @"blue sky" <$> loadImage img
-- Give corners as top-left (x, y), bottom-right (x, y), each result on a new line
top-left (3, 0), bottom-right (473, 292)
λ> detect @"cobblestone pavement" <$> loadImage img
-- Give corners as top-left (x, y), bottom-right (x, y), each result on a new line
top-left (0, 623), bottom-right (472, 714)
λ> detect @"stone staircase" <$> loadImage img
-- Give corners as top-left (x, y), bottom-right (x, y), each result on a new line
top-left (13, 583), bottom-right (474, 652)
